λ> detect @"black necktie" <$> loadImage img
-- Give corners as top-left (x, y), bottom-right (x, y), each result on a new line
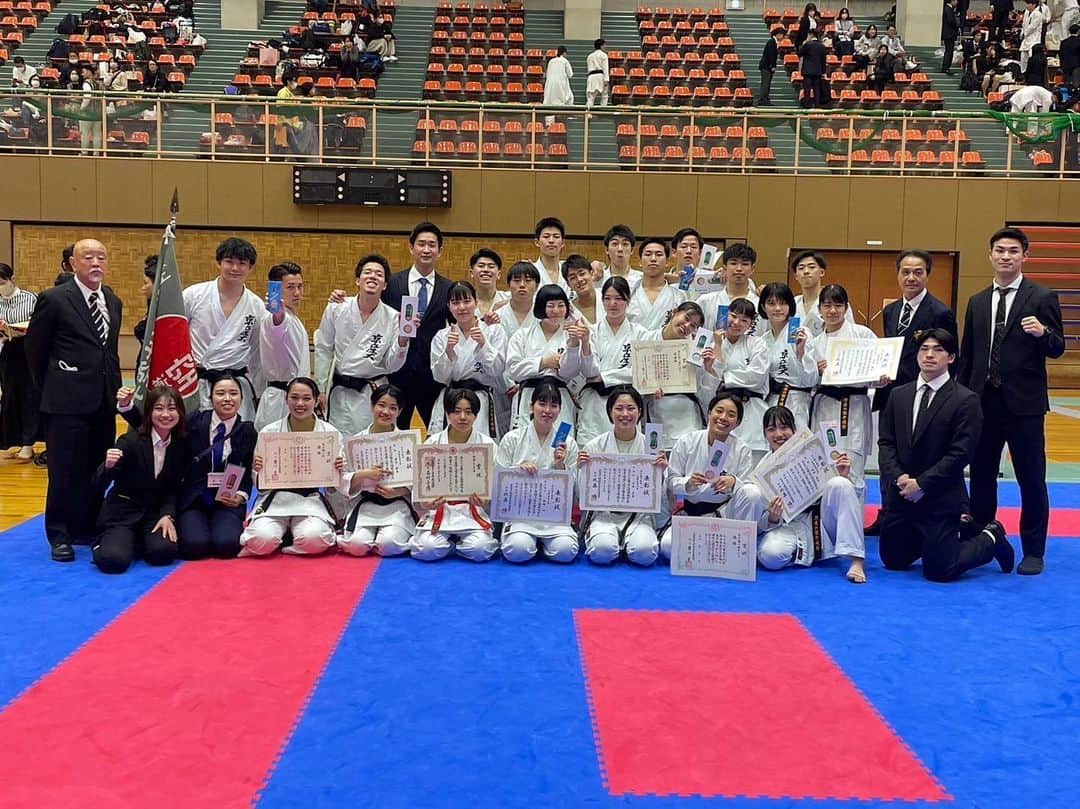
top-left (988, 286), bottom-right (1012, 387)
top-left (913, 383), bottom-right (932, 434)
top-left (88, 291), bottom-right (107, 344)
top-left (897, 301), bottom-right (913, 334)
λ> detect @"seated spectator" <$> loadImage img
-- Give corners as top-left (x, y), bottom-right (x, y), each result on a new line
top-left (144, 59), bottom-right (170, 93)
top-left (855, 24), bottom-right (882, 69)
top-left (834, 7), bottom-right (858, 56)
top-left (11, 57), bottom-right (37, 88)
top-left (366, 12), bottom-right (397, 62)
top-left (870, 45), bottom-right (898, 91)
top-left (101, 57), bottom-right (129, 93)
top-left (882, 24), bottom-right (906, 56)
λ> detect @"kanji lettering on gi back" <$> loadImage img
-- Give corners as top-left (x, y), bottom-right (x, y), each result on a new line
top-left (257, 431), bottom-right (341, 489)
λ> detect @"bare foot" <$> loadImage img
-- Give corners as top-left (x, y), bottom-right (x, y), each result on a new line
top-left (846, 557), bottom-right (867, 584)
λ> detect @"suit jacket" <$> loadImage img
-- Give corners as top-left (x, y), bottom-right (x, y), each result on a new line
top-left (177, 410), bottom-right (257, 513)
top-left (381, 269), bottom-right (452, 390)
top-left (956, 278), bottom-right (1065, 415)
top-left (25, 281), bottom-right (122, 415)
top-left (95, 431), bottom-right (187, 529)
top-left (942, 5), bottom-right (960, 40)
top-left (878, 378), bottom-right (982, 516)
top-left (875, 292), bottom-right (958, 412)
top-left (759, 37), bottom-right (779, 71)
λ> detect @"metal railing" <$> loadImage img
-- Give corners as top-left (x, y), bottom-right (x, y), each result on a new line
top-left (1, 88), bottom-right (1077, 177)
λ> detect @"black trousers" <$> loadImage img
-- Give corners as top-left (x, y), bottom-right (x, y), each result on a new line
top-left (801, 74), bottom-right (825, 108)
top-left (178, 501), bottom-right (244, 559)
top-left (393, 377), bottom-right (438, 430)
top-left (991, 9), bottom-right (1010, 42)
top-left (970, 386), bottom-right (1049, 558)
top-left (0, 340), bottom-right (38, 447)
top-left (44, 408), bottom-right (116, 547)
top-left (942, 37), bottom-right (956, 71)
top-left (93, 523), bottom-right (177, 574)
top-left (759, 68), bottom-right (774, 102)
top-left (879, 509), bottom-right (994, 582)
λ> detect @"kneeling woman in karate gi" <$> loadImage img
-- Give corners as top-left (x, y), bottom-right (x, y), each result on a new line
top-left (578, 385), bottom-right (668, 566)
top-left (740, 405), bottom-right (867, 583)
top-left (429, 281), bottom-right (508, 438)
top-left (659, 390), bottom-right (757, 560)
top-left (339, 383), bottom-right (416, 557)
top-left (93, 385), bottom-right (188, 574)
top-left (806, 284), bottom-right (889, 501)
top-left (241, 377), bottom-right (346, 557)
top-left (644, 300), bottom-right (707, 450)
top-left (410, 388), bottom-right (499, 562)
top-left (505, 284), bottom-right (582, 433)
top-left (495, 380), bottom-right (581, 563)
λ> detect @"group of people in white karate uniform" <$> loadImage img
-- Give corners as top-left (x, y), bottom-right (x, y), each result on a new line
top-left (121, 227), bottom-right (883, 583)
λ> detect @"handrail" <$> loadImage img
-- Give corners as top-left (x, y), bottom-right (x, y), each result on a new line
top-left (2, 87), bottom-right (1077, 178)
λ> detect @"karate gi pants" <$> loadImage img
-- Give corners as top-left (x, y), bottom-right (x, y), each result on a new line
top-left (410, 528), bottom-right (498, 561)
top-left (658, 486), bottom-right (760, 560)
top-left (240, 515), bottom-right (336, 556)
top-left (501, 526), bottom-right (579, 563)
top-left (338, 525), bottom-right (412, 557)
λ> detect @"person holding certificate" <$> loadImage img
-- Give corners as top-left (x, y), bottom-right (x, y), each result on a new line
top-left (741, 405), bottom-right (867, 583)
top-left (429, 281), bottom-right (508, 439)
top-left (495, 381), bottom-right (581, 563)
top-left (241, 378), bottom-right (346, 557)
top-left (628, 238), bottom-right (687, 332)
top-left (92, 386), bottom-right (188, 574)
top-left (577, 277), bottom-right (650, 445)
top-left (759, 283), bottom-right (817, 430)
top-left (410, 388), bottom-right (499, 562)
top-left (807, 284), bottom-right (888, 500)
top-left (340, 384), bottom-right (417, 558)
top-left (505, 284), bottom-right (583, 433)
top-left (701, 298), bottom-right (770, 460)
top-left (579, 386), bottom-right (668, 566)
top-left (564, 255), bottom-right (601, 326)
top-left (644, 301), bottom-right (707, 449)
top-left (659, 391), bottom-right (757, 560)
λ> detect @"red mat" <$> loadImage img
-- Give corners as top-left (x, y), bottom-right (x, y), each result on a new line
top-left (865, 506), bottom-right (1080, 537)
top-left (0, 557), bottom-right (379, 809)
top-left (575, 609), bottom-right (950, 801)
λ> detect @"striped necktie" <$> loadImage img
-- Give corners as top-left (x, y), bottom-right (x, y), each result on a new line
top-left (88, 291), bottom-right (107, 345)
top-left (897, 301), bottom-right (913, 334)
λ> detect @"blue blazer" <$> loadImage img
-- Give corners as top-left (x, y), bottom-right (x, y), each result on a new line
top-left (178, 410), bottom-right (257, 513)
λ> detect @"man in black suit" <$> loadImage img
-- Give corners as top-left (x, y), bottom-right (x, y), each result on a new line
top-left (798, 28), bottom-right (828, 108)
top-left (382, 221), bottom-right (451, 429)
top-left (25, 239), bottom-right (123, 562)
top-left (958, 227), bottom-right (1065, 575)
top-left (758, 25), bottom-right (783, 105)
top-left (868, 250), bottom-right (959, 533)
top-left (942, 0), bottom-right (961, 74)
top-left (990, 0), bottom-right (1014, 42)
top-left (879, 328), bottom-right (1014, 581)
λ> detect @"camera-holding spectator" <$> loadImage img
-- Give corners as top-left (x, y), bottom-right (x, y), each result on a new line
top-left (855, 24), bottom-right (882, 70)
top-left (834, 8), bottom-right (858, 57)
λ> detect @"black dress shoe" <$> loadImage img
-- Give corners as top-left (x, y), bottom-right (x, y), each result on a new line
top-left (983, 520), bottom-right (1014, 573)
top-left (51, 543), bottom-right (75, 562)
top-left (864, 515), bottom-right (881, 535)
top-left (1017, 555), bottom-right (1044, 576)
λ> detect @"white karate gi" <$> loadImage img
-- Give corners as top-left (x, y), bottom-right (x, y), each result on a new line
top-left (429, 321), bottom-right (508, 438)
top-left (338, 425), bottom-right (416, 557)
top-left (659, 429), bottom-right (756, 559)
top-left (739, 469), bottom-right (865, 569)
top-left (1020, 5), bottom-right (1047, 70)
top-left (1058, 0), bottom-right (1080, 43)
top-left (314, 299), bottom-right (408, 438)
top-left (543, 54), bottom-right (574, 107)
top-left (505, 323), bottom-right (583, 432)
top-left (410, 428), bottom-right (499, 562)
top-left (478, 289), bottom-right (511, 318)
top-left (580, 431), bottom-right (662, 566)
top-left (762, 323), bottom-right (818, 431)
top-left (586, 48), bottom-right (610, 107)
top-left (627, 283), bottom-right (687, 333)
top-left (704, 333), bottom-right (770, 453)
top-left (794, 293), bottom-right (854, 336)
top-left (183, 281), bottom-right (264, 421)
top-left (254, 310), bottom-right (311, 431)
top-left (577, 317), bottom-right (650, 446)
top-left (240, 417), bottom-right (345, 557)
top-left (697, 288), bottom-right (760, 334)
top-left (533, 258), bottom-right (569, 294)
top-left (596, 266), bottom-right (643, 295)
top-left (495, 425), bottom-right (581, 563)
top-left (498, 307), bottom-right (538, 341)
top-left (806, 322), bottom-right (878, 499)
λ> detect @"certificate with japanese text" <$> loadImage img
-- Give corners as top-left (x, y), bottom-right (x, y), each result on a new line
top-left (490, 467), bottom-right (573, 524)
top-left (669, 516), bottom-right (756, 581)
top-left (256, 431), bottom-right (341, 490)
top-left (750, 428), bottom-right (835, 522)
top-left (415, 444), bottom-right (493, 499)
top-left (821, 337), bottom-right (903, 386)
top-left (580, 453), bottom-right (663, 514)
top-left (632, 339), bottom-right (696, 395)
top-left (345, 429), bottom-right (419, 488)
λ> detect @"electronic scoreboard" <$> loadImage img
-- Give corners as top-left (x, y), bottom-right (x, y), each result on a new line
top-left (292, 167), bottom-right (451, 207)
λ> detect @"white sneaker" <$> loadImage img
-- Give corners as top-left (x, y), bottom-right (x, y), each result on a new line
top-left (386, 56), bottom-right (399, 62)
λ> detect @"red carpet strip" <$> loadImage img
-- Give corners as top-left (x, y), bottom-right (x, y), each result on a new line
top-left (575, 609), bottom-right (950, 801)
top-left (0, 556), bottom-right (379, 809)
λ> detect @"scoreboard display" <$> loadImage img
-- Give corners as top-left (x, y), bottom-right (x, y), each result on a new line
top-left (292, 167), bottom-right (451, 207)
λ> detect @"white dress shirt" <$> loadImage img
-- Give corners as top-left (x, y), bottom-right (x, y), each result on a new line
top-left (989, 273), bottom-right (1023, 363)
top-left (209, 412), bottom-right (238, 463)
top-left (152, 433), bottom-right (171, 478)
top-left (407, 266), bottom-right (437, 300)
top-left (912, 372), bottom-right (949, 429)
top-left (896, 288), bottom-right (927, 331)
top-left (73, 275), bottom-right (109, 330)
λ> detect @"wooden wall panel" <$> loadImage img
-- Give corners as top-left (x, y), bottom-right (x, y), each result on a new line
top-left (792, 176), bottom-right (849, 247)
top-left (40, 158), bottom-right (98, 223)
top-left (152, 161), bottom-right (209, 225)
top-left (0, 221), bottom-right (11, 266)
top-left (534, 172), bottom-right (589, 234)
top-left (695, 174), bottom-right (749, 238)
top-left (640, 174), bottom-right (698, 238)
top-left (586, 172), bottom-right (644, 233)
top-left (901, 179), bottom-right (959, 248)
top-left (0, 158), bottom-right (42, 222)
top-left (747, 175), bottom-right (795, 285)
top-left (847, 177), bottom-right (903, 250)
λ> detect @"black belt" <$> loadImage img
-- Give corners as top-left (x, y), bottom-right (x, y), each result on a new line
top-left (345, 490), bottom-right (418, 532)
top-left (332, 371), bottom-right (381, 393)
top-left (682, 498), bottom-right (724, 517)
top-left (197, 366), bottom-right (249, 384)
top-left (583, 379), bottom-right (612, 397)
top-left (267, 380), bottom-right (289, 392)
top-left (588, 69), bottom-right (605, 75)
top-left (252, 488), bottom-right (342, 532)
top-left (769, 379), bottom-right (813, 395)
top-left (809, 386), bottom-right (868, 437)
top-left (715, 386), bottom-right (765, 403)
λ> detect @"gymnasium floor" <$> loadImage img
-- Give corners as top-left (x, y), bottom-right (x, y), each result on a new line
top-left (1, 399), bottom-right (1078, 808)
